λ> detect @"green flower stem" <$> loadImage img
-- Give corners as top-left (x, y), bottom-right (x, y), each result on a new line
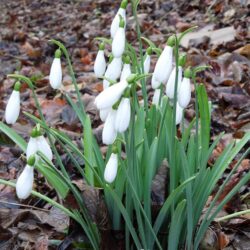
top-left (132, 0), bottom-right (148, 112)
top-left (215, 209), bottom-right (250, 222)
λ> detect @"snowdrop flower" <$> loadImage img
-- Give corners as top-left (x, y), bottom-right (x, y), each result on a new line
top-left (143, 47), bottom-right (152, 74)
top-left (175, 102), bottom-right (184, 125)
top-left (152, 88), bottom-right (161, 106)
top-left (178, 68), bottom-right (192, 108)
top-left (94, 43), bottom-right (106, 78)
top-left (37, 135), bottom-right (53, 161)
top-left (103, 56), bottom-right (123, 88)
top-left (112, 16), bottom-right (126, 58)
top-left (120, 56), bottom-right (131, 81)
top-left (16, 155), bottom-right (35, 199)
top-left (49, 49), bottom-right (62, 89)
top-left (5, 81), bottom-right (21, 125)
top-left (151, 75), bottom-right (161, 89)
top-left (102, 109), bottom-right (117, 145)
top-left (100, 107), bottom-right (111, 122)
top-left (115, 96), bottom-right (131, 133)
top-left (104, 152), bottom-right (118, 183)
top-left (95, 80), bottom-right (128, 110)
top-left (152, 36), bottom-right (175, 88)
top-left (110, 0), bottom-right (128, 38)
top-left (166, 66), bottom-right (183, 99)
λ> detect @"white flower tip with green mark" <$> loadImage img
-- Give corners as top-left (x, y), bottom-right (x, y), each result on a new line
top-left (104, 153), bottom-right (118, 183)
top-left (26, 137), bottom-right (38, 159)
top-left (178, 77), bottom-right (191, 108)
top-left (112, 27), bottom-right (125, 58)
top-left (151, 75), bottom-right (161, 89)
top-left (49, 58), bottom-right (62, 89)
top-left (5, 90), bottom-right (20, 125)
top-left (102, 109), bottom-right (117, 145)
top-left (94, 50), bottom-right (106, 78)
top-left (120, 63), bottom-right (131, 81)
top-left (16, 164), bottom-right (34, 199)
top-left (153, 45), bottom-right (173, 85)
top-left (115, 97), bottom-right (131, 133)
top-left (105, 57), bottom-right (122, 82)
top-left (110, 8), bottom-right (126, 38)
top-left (95, 80), bottom-right (128, 110)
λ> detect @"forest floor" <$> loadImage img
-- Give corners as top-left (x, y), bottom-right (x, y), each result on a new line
top-left (0, 0), bottom-right (250, 249)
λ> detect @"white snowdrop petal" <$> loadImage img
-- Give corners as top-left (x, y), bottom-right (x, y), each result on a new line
top-left (5, 90), bottom-right (20, 124)
top-left (151, 75), bottom-right (161, 89)
top-left (100, 108), bottom-right (111, 122)
top-left (111, 8), bottom-right (126, 38)
top-left (178, 77), bottom-right (191, 108)
top-left (112, 28), bottom-right (125, 58)
top-left (16, 164), bottom-right (34, 199)
top-left (115, 98), bottom-right (131, 133)
top-left (95, 80), bottom-right (128, 110)
top-left (143, 54), bottom-right (151, 74)
top-left (176, 102), bottom-right (184, 125)
top-left (49, 58), bottom-right (62, 89)
top-left (26, 137), bottom-right (38, 159)
top-left (152, 89), bottom-right (161, 106)
top-left (37, 136), bottom-right (53, 161)
top-left (102, 110), bottom-right (117, 145)
top-left (152, 45), bottom-right (173, 85)
top-left (166, 66), bottom-right (183, 99)
top-left (94, 50), bottom-right (106, 78)
top-left (104, 153), bottom-right (118, 183)
top-left (105, 57), bottom-right (122, 82)
top-left (120, 64), bottom-right (131, 81)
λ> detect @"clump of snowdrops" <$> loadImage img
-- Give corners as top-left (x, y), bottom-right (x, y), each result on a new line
top-left (0, 0), bottom-right (250, 249)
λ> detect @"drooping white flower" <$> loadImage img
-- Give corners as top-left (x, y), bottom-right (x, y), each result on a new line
top-left (112, 18), bottom-right (125, 58)
top-left (100, 107), bottom-right (111, 122)
top-left (16, 164), bottom-right (34, 199)
top-left (152, 89), bottom-right (161, 106)
top-left (95, 80), bottom-right (128, 110)
top-left (143, 54), bottom-right (151, 74)
top-left (94, 44), bottom-right (106, 78)
top-left (104, 153), bottom-right (118, 183)
top-left (104, 57), bottom-right (122, 83)
top-left (37, 135), bottom-right (53, 161)
top-left (26, 137), bottom-right (38, 160)
top-left (178, 77), bottom-right (191, 108)
top-left (49, 49), bottom-right (62, 89)
top-left (175, 102), bottom-right (184, 125)
top-left (115, 97), bottom-right (131, 133)
top-left (5, 82), bottom-right (21, 124)
top-left (166, 66), bottom-right (183, 99)
top-left (152, 45), bottom-right (173, 87)
top-left (102, 109), bottom-right (117, 145)
top-left (120, 63), bottom-right (131, 81)
top-left (110, 0), bottom-right (128, 38)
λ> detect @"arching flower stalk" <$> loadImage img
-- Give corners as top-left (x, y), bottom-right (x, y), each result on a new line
top-left (104, 145), bottom-right (119, 183)
top-left (5, 81), bottom-right (21, 125)
top-left (151, 36), bottom-right (175, 89)
top-left (112, 16), bottom-right (126, 58)
top-left (94, 43), bottom-right (106, 78)
top-left (49, 49), bottom-right (63, 89)
top-left (110, 0), bottom-right (128, 38)
top-left (16, 155), bottom-right (36, 199)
